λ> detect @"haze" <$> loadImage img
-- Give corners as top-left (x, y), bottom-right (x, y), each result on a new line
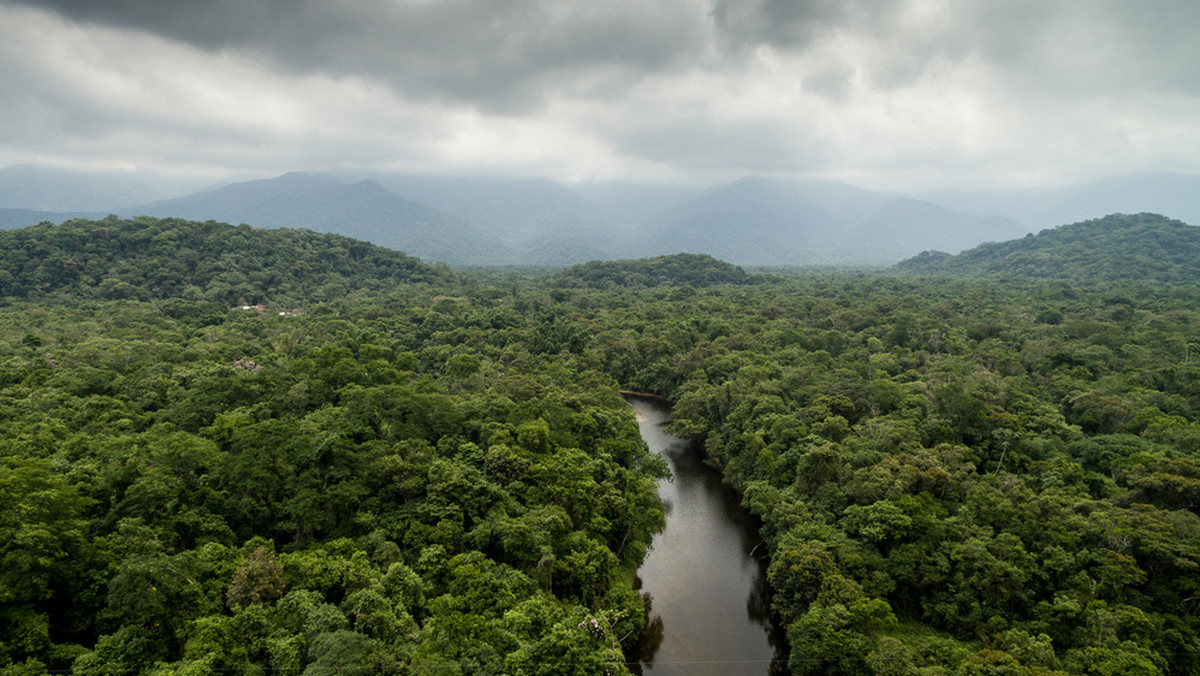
top-left (2, 0), bottom-right (1198, 195)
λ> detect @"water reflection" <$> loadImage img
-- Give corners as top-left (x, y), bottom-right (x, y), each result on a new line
top-left (634, 592), bottom-right (665, 670)
top-left (625, 396), bottom-right (788, 675)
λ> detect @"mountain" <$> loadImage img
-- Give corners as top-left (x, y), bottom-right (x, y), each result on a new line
top-left (895, 212), bottom-right (1200, 283)
top-left (0, 164), bottom-right (169, 211)
top-left (124, 172), bottom-right (512, 265)
top-left (19, 167), bottom-right (1200, 268)
top-left (353, 172), bottom-right (629, 264)
top-left (638, 176), bottom-right (1028, 265)
top-left (638, 177), bottom-right (867, 265)
top-left (566, 181), bottom-right (707, 230)
top-left (0, 166), bottom-right (1074, 267)
top-left (370, 174), bottom-right (609, 241)
top-left (922, 172), bottom-right (1200, 230)
top-left (851, 197), bottom-right (1028, 260)
top-left (521, 236), bottom-right (619, 267)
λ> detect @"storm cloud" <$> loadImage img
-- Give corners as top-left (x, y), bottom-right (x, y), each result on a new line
top-left (16, 0), bottom-right (712, 111)
top-left (2, 0), bottom-right (1198, 190)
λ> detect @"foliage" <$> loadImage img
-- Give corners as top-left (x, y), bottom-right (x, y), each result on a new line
top-left (896, 213), bottom-right (1200, 284)
top-left (0, 216), bottom-right (451, 306)
top-left (0, 222), bottom-right (662, 672)
top-left (551, 253), bottom-right (757, 289)
top-left (5, 214), bottom-right (1200, 673)
top-left (516, 265), bottom-right (1200, 673)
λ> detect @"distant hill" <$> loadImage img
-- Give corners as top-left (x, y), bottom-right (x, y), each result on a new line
top-left (566, 180), bottom-right (707, 230)
top-left (18, 166), bottom-right (1200, 268)
top-left (0, 216), bottom-right (451, 305)
top-left (521, 236), bottom-right (619, 267)
top-left (641, 177), bottom-right (846, 264)
top-left (895, 212), bottom-right (1200, 283)
top-left (552, 253), bottom-right (755, 289)
top-left (639, 176), bottom-right (1028, 265)
top-left (369, 173), bottom-right (620, 260)
top-left (117, 172), bottom-right (1026, 266)
top-left (852, 197), bottom-right (1026, 259)
top-left (124, 172), bottom-right (511, 265)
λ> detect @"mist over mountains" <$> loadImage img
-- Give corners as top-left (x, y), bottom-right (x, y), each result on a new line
top-left (0, 164), bottom-right (167, 212)
top-left (636, 177), bottom-right (1028, 265)
top-left (131, 172), bottom-right (513, 265)
top-left (2, 165), bottom-right (1198, 266)
top-left (921, 172), bottom-right (1200, 231)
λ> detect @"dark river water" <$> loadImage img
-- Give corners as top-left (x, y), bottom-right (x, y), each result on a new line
top-left (625, 396), bottom-right (788, 675)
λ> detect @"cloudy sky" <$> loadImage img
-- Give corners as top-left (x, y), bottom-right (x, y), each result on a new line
top-left (2, 0), bottom-right (1198, 192)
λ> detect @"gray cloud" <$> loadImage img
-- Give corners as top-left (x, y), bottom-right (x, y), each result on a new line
top-left (710, 0), bottom-right (852, 50)
top-left (945, 2), bottom-right (1200, 96)
top-left (21, 0), bottom-right (1200, 105)
top-left (3, 0), bottom-right (1199, 190)
top-left (19, 0), bottom-right (713, 112)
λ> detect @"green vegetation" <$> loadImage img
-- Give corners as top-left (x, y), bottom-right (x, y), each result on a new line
top-left (0, 215), bottom-right (451, 305)
top-left (551, 253), bottom-right (756, 289)
top-left (898, 213), bottom-right (1200, 284)
top-left (609, 275), bottom-right (1200, 674)
top-left (0, 220), bottom-right (664, 673)
top-left (4, 215), bottom-right (1200, 674)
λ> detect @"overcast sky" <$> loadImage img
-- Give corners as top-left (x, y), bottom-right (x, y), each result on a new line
top-left (2, 0), bottom-right (1198, 192)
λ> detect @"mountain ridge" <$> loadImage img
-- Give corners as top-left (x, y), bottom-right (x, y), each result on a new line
top-left (4, 166), bottom-right (1200, 267)
top-left (124, 172), bottom-right (512, 265)
top-left (641, 175), bottom-right (1029, 265)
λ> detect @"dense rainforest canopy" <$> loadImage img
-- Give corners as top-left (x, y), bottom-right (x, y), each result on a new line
top-left (0, 215), bottom-right (451, 305)
top-left (897, 213), bottom-right (1200, 285)
top-left (551, 253), bottom-right (756, 289)
top-left (3, 216), bottom-right (1200, 674)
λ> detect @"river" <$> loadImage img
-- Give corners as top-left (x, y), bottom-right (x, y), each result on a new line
top-left (625, 395), bottom-right (787, 675)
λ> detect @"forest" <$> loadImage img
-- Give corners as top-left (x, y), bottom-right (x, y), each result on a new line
top-left (3, 215), bottom-right (1200, 674)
